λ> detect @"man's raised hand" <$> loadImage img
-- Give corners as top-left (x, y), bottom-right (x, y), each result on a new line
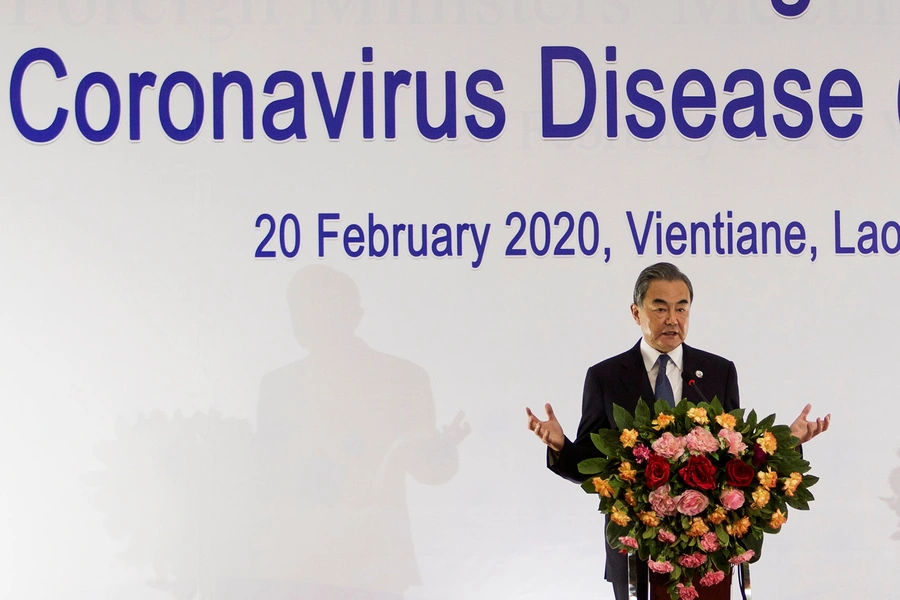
top-left (525, 403), bottom-right (565, 453)
top-left (790, 403), bottom-right (831, 445)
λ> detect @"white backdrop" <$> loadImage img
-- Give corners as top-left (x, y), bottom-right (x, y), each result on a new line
top-left (2, 1), bottom-right (899, 599)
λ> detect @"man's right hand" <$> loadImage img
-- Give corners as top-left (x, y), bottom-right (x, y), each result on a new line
top-left (525, 403), bottom-right (565, 453)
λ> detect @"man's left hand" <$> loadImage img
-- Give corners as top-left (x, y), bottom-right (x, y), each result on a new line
top-left (790, 403), bottom-right (831, 445)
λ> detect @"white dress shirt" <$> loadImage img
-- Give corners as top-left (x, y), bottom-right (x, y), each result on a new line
top-left (640, 339), bottom-right (684, 403)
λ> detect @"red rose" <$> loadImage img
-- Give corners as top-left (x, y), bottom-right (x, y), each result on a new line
top-left (725, 459), bottom-right (755, 488)
top-left (644, 454), bottom-right (671, 489)
top-left (679, 455), bottom-right (717, 491)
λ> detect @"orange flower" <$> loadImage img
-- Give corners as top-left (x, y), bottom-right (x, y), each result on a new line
top-left (652, 413), bottom-right (676, 431)
top-left (715, 413), bottom-right (737, 431)
top-left (751, 487), bottom-right (771, 509)
top-left (782, 472), bottom-right (802, 497)
top-left (687, 517), bottom-right (709, 538)
top-left (757, 468), bottom-right (778, 490)
top-left (592, 477), bottom-right (615, 498)
top-left (639, 511), bottom-right (660, 526)
top-left (619, 461), bottom-right (637, 484)
top-left (624, 488), bottom-right (637, 507)
top-left (758, 430), bottom-right (778, 455)
top-left (620, 429), bottom-right (639, 448)
top-left (610, 506), bottom-right (631, 526)
top-left (769, 509), bottom-right (787, 529)
top-left (687, 407), bottom-right (709, 425)
top-left (726, 516), bottom-right (751, 538)
top-left (707, 506), bottom-right (727, 525)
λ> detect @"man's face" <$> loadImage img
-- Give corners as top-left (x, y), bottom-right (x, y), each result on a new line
top-left (631, 279), bottom-right (691, 353)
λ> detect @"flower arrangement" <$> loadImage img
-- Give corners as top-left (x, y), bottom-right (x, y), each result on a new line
top-left (579, 398), bottom-right (817, 600)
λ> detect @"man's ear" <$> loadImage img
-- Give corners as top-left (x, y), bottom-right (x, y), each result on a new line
top-left (630, 303), bottom-right (641, 325)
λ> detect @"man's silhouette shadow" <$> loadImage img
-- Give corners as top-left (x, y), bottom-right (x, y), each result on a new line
top-left (228, 265), bottom-right (469, 599)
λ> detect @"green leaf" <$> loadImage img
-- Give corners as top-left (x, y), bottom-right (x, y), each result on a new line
top-left (743, 529), bottom-right (764, 562)
top-left (634, 399), bottom-right (651, 427)
top-left (606, 518), bottom-right (631, 545)
top-left (770, 424), bottom-right (792, 440)
top-left (757, 413), bottom-right (776, 432)
top-left (794, 487), bottom-right (814, 502)
top-left (744, 410), bottom-right (758, 432)
top-left (591, 430), bottom-right (622, 457)
top-left (803, 475), bottom-right (820, 487)
top-left (769, 424), bottom-right (796, 451)
top-left (785, 495), bottom-right (810, 510)
top-left (709, 396), bottom-right (724, 415)
top-left (771, 494), bottom-right (787, 512)
top-left (716, 526), bottom-right (728, 546)
top-left (613, 404), bottom-right (635, 430)
top-left (638, 544), bottom-right (650, 561)
top-left (577, 457), bottom-right (610, 475)
top-left (654, 399), bottom-right (672, 416)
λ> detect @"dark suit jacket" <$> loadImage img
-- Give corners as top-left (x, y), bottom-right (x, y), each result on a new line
top-left (547, 340), bottom-right (740, 599)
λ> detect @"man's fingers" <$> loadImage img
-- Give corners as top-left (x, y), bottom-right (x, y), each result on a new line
top-left (810, 420), bottom-right (822, 437)
top-left (798, 403), bottom-right (812, 420)
top-left (526, 410), bottom-right (537, 431)
top-left (545, 403), bottom-right (557, 422)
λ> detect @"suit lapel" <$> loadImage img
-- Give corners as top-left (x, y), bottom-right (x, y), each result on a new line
top-left (682, 344), bottom-right (704, 405)
top-left (619, 340), bottom-right (654, 412)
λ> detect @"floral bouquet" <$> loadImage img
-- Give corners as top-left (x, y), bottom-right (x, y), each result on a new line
top-left (579, 398), bottom-right (817, 600)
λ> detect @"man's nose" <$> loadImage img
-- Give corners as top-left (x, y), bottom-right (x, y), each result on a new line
top-left (664, 311), bottom-right (676, 325)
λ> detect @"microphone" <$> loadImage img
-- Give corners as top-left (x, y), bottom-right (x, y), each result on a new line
top-left (688, 370), bottom-right (710, 404)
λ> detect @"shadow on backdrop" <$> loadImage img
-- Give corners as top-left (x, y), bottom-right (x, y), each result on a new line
top-left (89, 266), bottom-right (469, 599)
top-left (886, 449), bottom-right (900, 542)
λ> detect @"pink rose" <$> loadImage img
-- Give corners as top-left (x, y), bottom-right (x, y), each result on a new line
top-left (677, 490), bottom-right (710, 516)
top-left (618, 536), bottom-right (639, 550)
top-left (652, 432), bottom-right (686, 460)
top-left (678, 552), bottom-right (707, 568)
top-left (657, 529), bottom-right (677, 543)
top-left (649, 484), bottom-right (680, 517)
top-left (720, 488), bottom-right (745, 511)
top-left (633, 444), bottom-right (651, 463)
top-left (648, 559), bottom-right (675, 574)
top-left (718, 429), bottom-right (748, 457)
top-left (676, 583), bottom-right (700, 600)
top-left (699, 570), bottom-right (726, 587)
top-left (699, 532), bottom-right (721, 553)
top-left (729, 550), bottom-right (756, 565)
top-left (685, 427), bottom-right (719, 454)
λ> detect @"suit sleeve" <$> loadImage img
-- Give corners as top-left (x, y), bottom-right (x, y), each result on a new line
top-left (546, 366), bottom-right (612, 484)
top-left (723, 360), bottom-right (740, 412)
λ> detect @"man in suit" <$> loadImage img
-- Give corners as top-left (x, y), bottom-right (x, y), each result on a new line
top-left (526, 262), bottom-right (829, 600)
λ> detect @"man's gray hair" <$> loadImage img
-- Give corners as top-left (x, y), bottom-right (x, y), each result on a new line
top-left (632, 262), bottom-right (694, 306)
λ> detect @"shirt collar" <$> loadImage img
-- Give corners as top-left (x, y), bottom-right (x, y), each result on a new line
top-left (640, 338), bottom-right (684, 373)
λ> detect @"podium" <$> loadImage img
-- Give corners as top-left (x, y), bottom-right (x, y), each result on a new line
top-left (648, 570), bottom-right (732, 600)
top-left (630, 554), bottom-right (744, 600)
